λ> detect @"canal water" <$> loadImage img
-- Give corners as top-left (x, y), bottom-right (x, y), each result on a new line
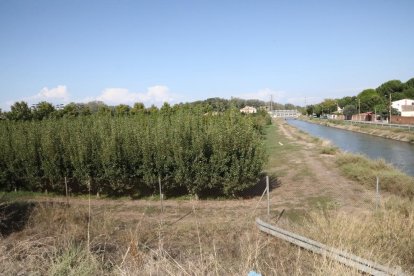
top-left (286, 119), bottom-right (414, 176)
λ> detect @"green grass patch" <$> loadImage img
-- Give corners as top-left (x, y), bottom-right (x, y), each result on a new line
top-left (319, 146), bottom-right (338, 155)
top-left (264, 123), bottom-right (303, 176)
top-left (335, 153), bottom-right (414, 199)
top-left (0, 191), bottom-right (56, 202)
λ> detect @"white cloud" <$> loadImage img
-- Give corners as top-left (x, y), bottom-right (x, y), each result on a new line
top-left (96, 85), bottom-right (176, 106)
top-left (28, 85), bottom-right (69, 102)
top-left (2, 85), bottom-right (69, 111)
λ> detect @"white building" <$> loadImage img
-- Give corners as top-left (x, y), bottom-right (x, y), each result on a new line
top-left (392, 99), bottom-right (414, 117)
top-left (240, 106), bottom-right (257, 114)
top-left (270, 110), bottom-right (300, 118)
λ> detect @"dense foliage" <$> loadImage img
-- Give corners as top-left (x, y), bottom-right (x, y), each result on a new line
top-left (307, 77), bottom-right (414, 118)
top-left (0, 106), bottom-right (268, 197)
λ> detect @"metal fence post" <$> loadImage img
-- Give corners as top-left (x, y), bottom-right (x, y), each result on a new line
top-left (376, 176), bottom-right (380, 210)
top-left (266, 176), bottom-right (270, 216)
top-left (159, 176), bottom-right (164, 213)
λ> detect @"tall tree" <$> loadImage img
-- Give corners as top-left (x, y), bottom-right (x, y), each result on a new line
top-left (319, 99), bottom-right (337, 114)
top-left (114, 104), bottom-right (130, 116)
top-left (32, 101), bottom-right (55, 120)
top-left (130, 102), bottom-right (145, 114)
top-left (357, 89), bottom-right (383, 112)
top-left (61, 103), bottom-right (80, 118)
top-left (343, 105), bottom-right (357, 119)
top-left (405, 78), bottom-right (414, 89)
top-left (337, 96), bottom-right (356, 108)
top-left (376, 80), bottom-right (404, 98)
top-left (7, 101), bottom-right (32, 121)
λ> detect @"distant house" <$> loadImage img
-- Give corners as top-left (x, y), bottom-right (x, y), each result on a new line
top-left (392, 99), bottom-right (414, 117)
top-left (328, 114), bottom-right (345, 120)
top-left (351, 112), bottom-right (374, 121)
top-left (240, 106), bottom-right (257, 114)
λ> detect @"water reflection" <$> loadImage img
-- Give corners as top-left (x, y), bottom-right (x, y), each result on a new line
top-left (286, 119), bottom-right (414, 176)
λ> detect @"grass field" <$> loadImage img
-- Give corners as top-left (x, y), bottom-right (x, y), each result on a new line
top-left (1, 120), bottom-right (413, 275)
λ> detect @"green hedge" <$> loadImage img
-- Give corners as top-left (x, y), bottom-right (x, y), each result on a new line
top-left (0, 107), bottom-right (267, 197)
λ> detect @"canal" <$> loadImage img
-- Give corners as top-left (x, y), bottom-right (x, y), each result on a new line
top-left (286, 119), bottom-right (414, 176)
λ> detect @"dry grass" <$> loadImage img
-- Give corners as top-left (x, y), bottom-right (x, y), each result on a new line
top-left (1, 196), bottom-right (413, 275)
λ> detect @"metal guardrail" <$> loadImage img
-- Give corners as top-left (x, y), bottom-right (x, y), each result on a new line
top-left (256, 218), bottom-right (405, 276)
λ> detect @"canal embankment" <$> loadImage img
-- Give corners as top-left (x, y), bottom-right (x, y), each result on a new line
top-left (286, 119), bottom-right (414, 177)
top-left (280, 119), bottom-right (414, 200)
top-left (300, 117), bottom-right (414, 144)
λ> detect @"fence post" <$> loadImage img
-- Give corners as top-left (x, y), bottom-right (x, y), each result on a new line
top-left (159, 176), bottom-right (164, 213)
top-left (65, 176), bottom-right (69, 205)
top-left (376, 176), bottom-right (380, 210)
top-left (266, 176), bottom-right (270, 216)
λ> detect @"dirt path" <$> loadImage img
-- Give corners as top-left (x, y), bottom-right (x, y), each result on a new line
top-left (270, 121), bottom-right (378, 213)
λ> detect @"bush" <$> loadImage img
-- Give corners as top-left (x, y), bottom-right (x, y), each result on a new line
top-left (0, 108), bottom-right (268, 197)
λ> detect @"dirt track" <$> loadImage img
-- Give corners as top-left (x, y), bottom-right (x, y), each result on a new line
top-left (270, 121), bottom-right (379, 213)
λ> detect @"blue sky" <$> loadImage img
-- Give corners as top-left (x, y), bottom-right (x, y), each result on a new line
top-left (1, 0), bottom-right (413, 110)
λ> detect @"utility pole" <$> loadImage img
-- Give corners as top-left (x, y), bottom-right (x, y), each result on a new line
top-left (389, 94), bottom-right (392, 124)
top-left (270, 95), bottom-right (273, 112)
top-left (305, 97), bottom-right (307, 115)
top-left (358, 98), bottom-right (361, 121)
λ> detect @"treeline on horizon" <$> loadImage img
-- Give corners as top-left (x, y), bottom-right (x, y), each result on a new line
top-left (0, 97), bottom-right (301, 121)
top-left (0, 104), bottom-right (270, 198)
top-left (307, 77), bottom-right (414, 118)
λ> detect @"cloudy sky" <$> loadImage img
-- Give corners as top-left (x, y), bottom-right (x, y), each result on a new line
top-left (1, 0), bottom-right (413, 110)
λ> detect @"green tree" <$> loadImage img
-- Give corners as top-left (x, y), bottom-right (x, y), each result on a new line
top-left (376, 80), bottom-right (404, 98)
top-left (305, 105), bottom-right (314, 115)
top-left (313, 104), bottom-right (322, 116)
top-left (62, 103), bottom-right (80, 118)
top-left (130, 102), bottom-right (145, 114)
top-left (146, 105), bottom-right (159, 114)
top-left (337, 96), bottom-right (357, 108)
top-left (319, 99), bottom-right (337, 114)
top-left (373, 103), bottom-right (388, 118)
top-left (357, 89), bottom-right (383, 112)
top-left (32, 101), bottom-right (55, 120)
top-left (405, 78), bottom-right (414, 89)
top-left (97, 105), bottom-right (112, 116)
top-left (78, 104), bottom-right (92, 116)
top-left (7, 101), bottom-right (32, 121)
top-left (343, 105), bottom-right (357, 119)
top-left (403, 88), bottom-right (414, 99)
top-left (114, 104), bottom-right (130, 116)
top-left (85, 101), bottom-right (106, 113)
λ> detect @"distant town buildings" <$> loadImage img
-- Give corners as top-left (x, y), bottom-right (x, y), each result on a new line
top-left (240, 106), bottom-right (257, 114)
